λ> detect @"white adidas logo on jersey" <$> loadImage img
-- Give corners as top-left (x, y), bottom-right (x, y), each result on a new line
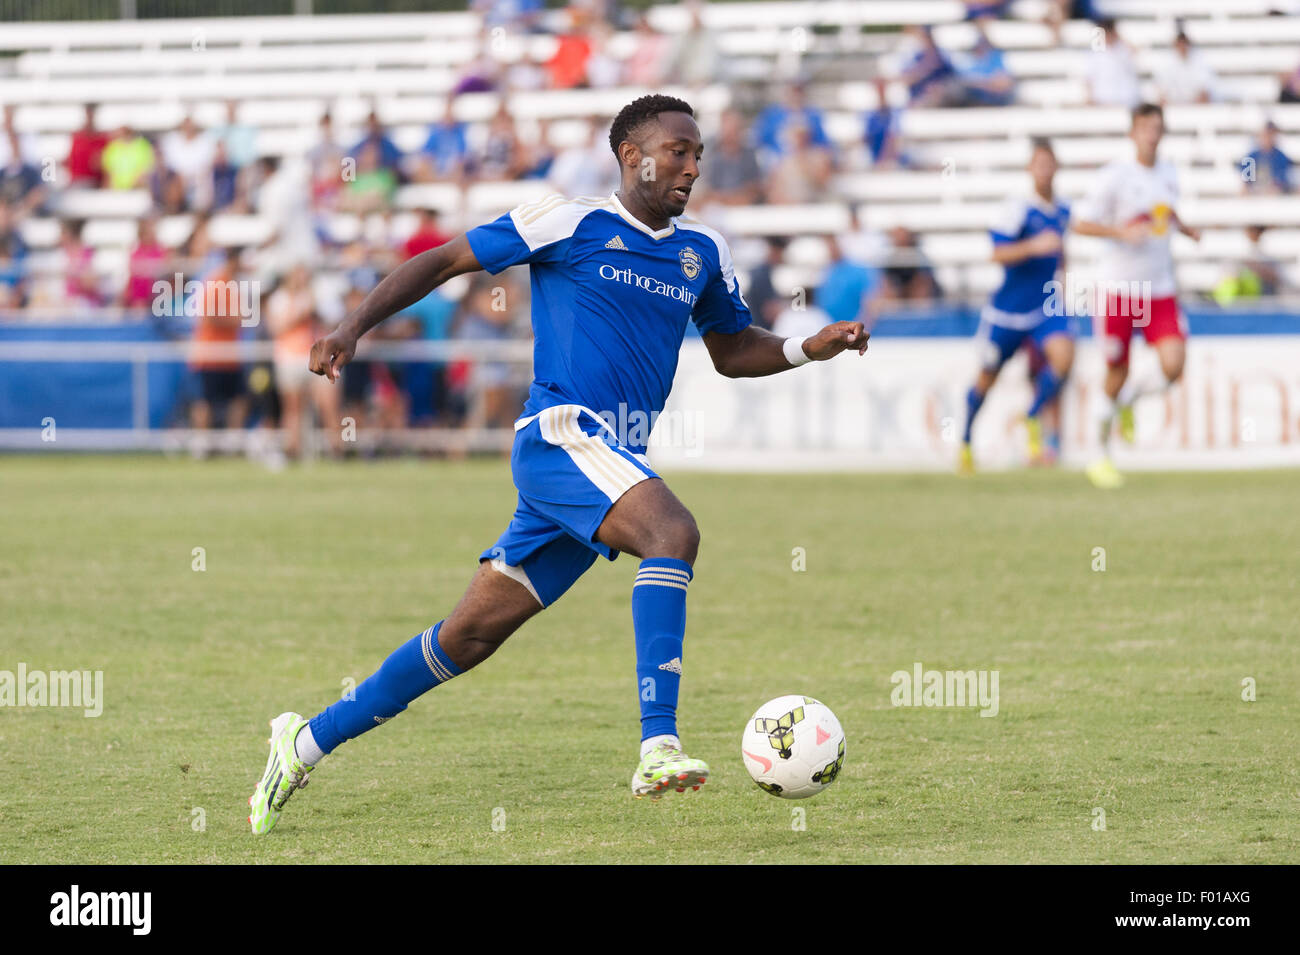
top-left (605, 234), bottom-right (627, 250)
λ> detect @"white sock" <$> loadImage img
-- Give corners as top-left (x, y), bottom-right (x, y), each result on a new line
top-left (1118, 371), bottom-right (1168, 408)
top-left (1095, 395), bottom-right (1118, 447)
top-left (640, 734), bottom-right (680, 758)
top-left (294, 724), bottom-right (325, 766)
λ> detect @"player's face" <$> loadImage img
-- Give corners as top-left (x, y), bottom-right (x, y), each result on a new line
top-left (1028, 148), bottom-right (1056, 192)
top-left (1131, 113), bottom-right (1164, 155)
top-left (640, 111), bottom-right (703, 217)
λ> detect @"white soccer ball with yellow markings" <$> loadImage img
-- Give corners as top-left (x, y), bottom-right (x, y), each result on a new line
top-left (741, 695), bottom-right (845, 799)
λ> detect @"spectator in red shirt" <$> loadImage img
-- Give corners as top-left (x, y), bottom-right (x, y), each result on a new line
top-left (120, 217), bottom-right (169, 309)
top-left (66, 104), bottom-right (109, 187)
top-left (402, 208), bottom-right (451, 260)
top-left (546, 19), bottom-right (593, 89)
top-left (61, 219), bottom-right (103, 307)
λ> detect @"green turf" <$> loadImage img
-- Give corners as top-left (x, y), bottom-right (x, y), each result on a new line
top-left (1, 455), bottom-right (1297, 863)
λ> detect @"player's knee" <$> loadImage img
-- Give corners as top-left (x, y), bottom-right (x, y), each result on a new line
top-left (441, 613), bottom-right (520, 668)
top-left (659, 513), bottom-right (700, 563)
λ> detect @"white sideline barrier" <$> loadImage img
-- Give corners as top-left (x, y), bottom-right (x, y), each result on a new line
top-left (3, 335), bottom-right (1298, 468)
top-left (648, 338), bottom-right (1300, 472)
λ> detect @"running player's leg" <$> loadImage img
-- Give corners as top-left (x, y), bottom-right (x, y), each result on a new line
top-left (1115, 297), bottom-right (1187, 432)
top-left (961, 313), bottom-right (1024, 472)
top-left (595, 478), bottom-right (709, 796)
top-left (1154, 333), bottom-right (1185, 383)
top-left (301, 563), bottom-right (541, 760)
top-left (505, 403), bottom-right (707, 797)
top-left (1098, 293), bottom-right (1133, 436)
top-left (595, 476), bottom-right (699, 563)
top-left (249, 558), bottom-right (543, 834)
top-left (1028, 325), bottom-right (1074, 420)
top-left (1025, 316), bottom-right (1074, 462)
top-left (1088, 295), bottom-right (1132, 487)
top-left (1132, 297), bottom-right (1187, 390)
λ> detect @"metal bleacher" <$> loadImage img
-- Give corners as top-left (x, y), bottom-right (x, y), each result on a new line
top-left (1, 0), bottom-right (1298, 301)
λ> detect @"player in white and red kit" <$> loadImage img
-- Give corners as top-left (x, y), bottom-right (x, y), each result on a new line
top-left (1073, 103), bottom-right (1201, 488)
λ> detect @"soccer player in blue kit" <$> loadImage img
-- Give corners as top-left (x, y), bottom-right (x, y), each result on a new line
top-left (249, 95), bottom-right (870, 832)
top-left (959, 138), bottom-right (1074, 474)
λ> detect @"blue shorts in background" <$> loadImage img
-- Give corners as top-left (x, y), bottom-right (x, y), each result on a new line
top-left (975, 307), bottom-right (1075, 372)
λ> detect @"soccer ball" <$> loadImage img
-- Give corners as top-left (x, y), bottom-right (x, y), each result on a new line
top-left (741, 695), bottom-right (845, 799)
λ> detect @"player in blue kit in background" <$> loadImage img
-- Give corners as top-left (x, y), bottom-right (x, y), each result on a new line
top-left (959, 138), bottom-right (1074, 474)
top-left (248, 95), bottom-right (870, 833)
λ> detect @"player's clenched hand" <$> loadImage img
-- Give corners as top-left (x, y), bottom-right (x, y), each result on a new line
top-left (309, 331), bottom-right (357, 383)
top-left (1026, 230), bottom-right (1063, 256)
top-left (806, 321), bottom-right (870, 360)
top-left (1119, 220), bottom-right (1151, 245)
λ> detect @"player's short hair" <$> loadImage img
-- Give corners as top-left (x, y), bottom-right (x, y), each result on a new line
top-left (1131, 102), bottom-right (1164, 126)
top-left (1029, 136), bottom-right (1055, 157)
top-left (608, 94), bottom-right (695, 158)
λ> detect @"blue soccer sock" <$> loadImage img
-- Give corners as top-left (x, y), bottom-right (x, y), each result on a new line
top-left (1028, 366), bottom-right (1063, 419)
top-left (307, 620), bottom-right (462, 756)
top-left (632, 558), bottom-right (692, 742)
top-left (962, 386), bottom-right (986, 444)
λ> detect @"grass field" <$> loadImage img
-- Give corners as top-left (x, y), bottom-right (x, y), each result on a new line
top-left (2, 455), bottom-right (1297, 864)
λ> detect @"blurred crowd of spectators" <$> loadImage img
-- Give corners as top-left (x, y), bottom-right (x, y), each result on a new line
top-left (1, 0), bottom-right (1297, 449)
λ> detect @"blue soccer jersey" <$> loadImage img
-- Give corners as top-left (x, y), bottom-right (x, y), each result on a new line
top-left (465, 192), bottom-right (752, 449)
top-left (987, 194), bottom-right (1069, 325)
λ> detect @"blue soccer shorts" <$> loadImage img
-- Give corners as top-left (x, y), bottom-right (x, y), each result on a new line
top-left (975, 305), bottom-right (1075, 372)
top-left (479, 403), bottom-right (658, 608)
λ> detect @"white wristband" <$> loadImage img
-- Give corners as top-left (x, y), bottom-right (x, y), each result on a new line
top-left (783, 336), bottom-right (812, 367)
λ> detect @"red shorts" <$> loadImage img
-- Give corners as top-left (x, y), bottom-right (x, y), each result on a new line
top-left (1100, 294), bottom-right (1187, 367)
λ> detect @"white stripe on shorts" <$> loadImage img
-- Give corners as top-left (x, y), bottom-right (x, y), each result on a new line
top-left (537, 405), bottom-right (649, 503)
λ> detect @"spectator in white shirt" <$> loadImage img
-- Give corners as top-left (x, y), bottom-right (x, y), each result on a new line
top-left (0, 105), bottom-right (40, 168)
top-left (547, 121), bottom-right (618, 198)
top-left (162, 115), bottom-right (217, 211)
top-left (1156, 31), bottom-right (1220, 105)
top-left (1085, 18), bottom-right (1141, 108)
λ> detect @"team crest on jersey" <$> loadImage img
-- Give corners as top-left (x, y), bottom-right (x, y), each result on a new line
top-left (678, 246), bottom-right (702, 281)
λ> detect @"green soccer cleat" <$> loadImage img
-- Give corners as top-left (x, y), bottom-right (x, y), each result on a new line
top-left (1117, 404), bottom-right (1136, 444)
top-left (1025, 416), bottom-right (1043, 463)
top-left (632, 741), bottom-right (709, 800)
top-left (957, 442), bottom-right (975, 476)
top-left (249, 711), bottom-right (314, 835)
top-left (1085, 456), bottom-right (1125, 490)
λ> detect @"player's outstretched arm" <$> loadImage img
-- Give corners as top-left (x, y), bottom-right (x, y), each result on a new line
top-left (1170, 211), bottom-right (1202, 242)
top-left (992, 230), bottom-right (1062, 265)
top-left (702, 321), bottom-right (868, 379)
top-left (1073, 218), bottom-right (1149, 244)
top-left (309, 234), bottom-right (483, 381)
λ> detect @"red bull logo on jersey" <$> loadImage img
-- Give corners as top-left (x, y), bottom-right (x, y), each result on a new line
top-left (1149, 203), bottom-right (1172, 236)
top-left (678, 246), bottom-right (702, 281)
top-left (597, 264), bottom-right (698, 306)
